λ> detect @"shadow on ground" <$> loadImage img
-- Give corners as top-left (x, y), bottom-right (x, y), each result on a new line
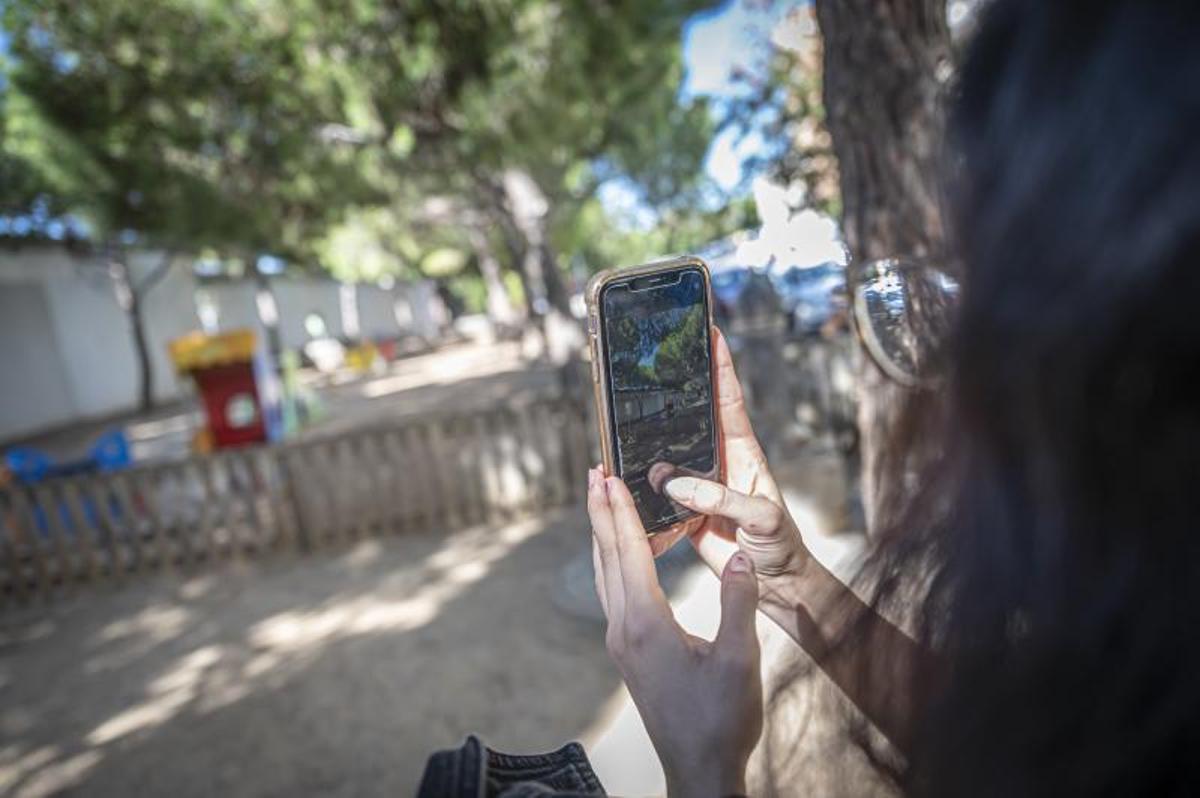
top-left (1, 438), bottom-right (888, 798)
top-left (0, 507), bottom-right (621, 797)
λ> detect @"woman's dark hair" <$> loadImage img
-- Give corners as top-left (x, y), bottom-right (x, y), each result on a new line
top-left (831, 1), bottom-right (1200, 795)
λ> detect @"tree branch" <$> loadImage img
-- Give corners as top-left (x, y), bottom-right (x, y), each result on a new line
top-left (133, 250), bottom-right (176, 298)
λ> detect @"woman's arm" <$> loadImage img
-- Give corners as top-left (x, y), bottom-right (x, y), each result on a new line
top-left (668, 470), bottom-right (940, 755)
top-left (759, 550), bottom-right (941, 754)
top-left (664, 328), bottom-right (944, 753)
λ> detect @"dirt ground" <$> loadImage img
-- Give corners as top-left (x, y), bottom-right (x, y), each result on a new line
top-left (1, 508), bottom-right (616, 797)
top-left (0, 449), bottom-right (890, 798)
top-left (2, 337), bottom-right (891, 797)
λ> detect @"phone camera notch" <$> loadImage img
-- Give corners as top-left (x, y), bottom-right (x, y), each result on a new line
top-left (630, 271), bottom-right (683, 292)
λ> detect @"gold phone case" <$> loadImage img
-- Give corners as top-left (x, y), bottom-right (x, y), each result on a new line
top-left (584, 255), bottom-right (721, 557)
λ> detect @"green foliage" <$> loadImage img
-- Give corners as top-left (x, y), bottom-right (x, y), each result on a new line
top-left (1, 0), bottom-right (735, 289)
top-left (421, 248), bottom-right (468, 278)
top-left (503, 270), bottom-right (526, 308)
top-left (317, 209), bottom-right (419, 283)
top-left (1, 0), bottom-right (373, 255)
top-left (653, 304), bottom-right (705, 385)
top-left (607, 299), bottom-right (707, 391)
top-left (551, 194), bottom-right (759, 274)
top-left (447, 274), bottom-right (488, 315)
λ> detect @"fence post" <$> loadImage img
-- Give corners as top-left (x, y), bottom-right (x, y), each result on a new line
top-left (404, 424), bottom-right (433, 532)
top-left (280, 447), bottom-right (312, 553)
top-left (31, 483), bottom-right (72, 595)
top-left (112, 473), bottom-right (145, 575)
top-left (135, 468), bottom-right (172, 573)
top-left (3, 390), bottom-right (614, 608)
top-left (558, 359), bottom-right (594, 503)
top-left (61, 480), bottom-right (102, 583)
top-left (425, 420), bottom-right (456, 532)
top-left (1, 490), bottom-right (29, 603)
top-left (11, 489), bottom-right (52, 600)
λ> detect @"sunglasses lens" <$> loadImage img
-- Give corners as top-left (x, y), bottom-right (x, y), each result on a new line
top-left (854, 258), bottom-right (959, 387)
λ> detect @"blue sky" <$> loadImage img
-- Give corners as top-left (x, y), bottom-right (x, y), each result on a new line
top-left (598, 0), bottom-right (800, 226)
top-left (682, 0), bottom-right (798, 189)
top-left (682, 1), bottom-right (793, 97)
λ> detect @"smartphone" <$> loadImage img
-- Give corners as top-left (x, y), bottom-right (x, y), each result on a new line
top-left (586, 256), bottom-right (721, 551)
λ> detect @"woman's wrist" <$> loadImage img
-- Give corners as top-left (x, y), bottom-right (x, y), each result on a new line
top-left (755, 546), bottom-right (815, 613)
top-left (755, 551), bottom-right (843, 662)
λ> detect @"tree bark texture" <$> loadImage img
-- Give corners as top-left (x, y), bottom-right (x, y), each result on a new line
top-left (129, 293), bottom-right (155, 412)
top-left (500, 169), bottom-right (573, 318)
top-left (474, 171), bottom-right (568, 322)
top-left (467, 224), bottom-right (520, 326)
top-left (814, 0), bottom-right (952, 530)
top-left (110, 249), bottom-right (175, 413)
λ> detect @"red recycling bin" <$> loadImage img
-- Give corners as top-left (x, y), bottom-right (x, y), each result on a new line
top-left (190, 361), bottom-right (267, 448)
top-left (169, 330), bottom-right (269, 450)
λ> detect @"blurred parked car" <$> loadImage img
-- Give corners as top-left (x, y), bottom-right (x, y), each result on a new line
top-left (710, 266), bottom-right (787, 342)
top-left (773, 261), bottom-right (848, 336)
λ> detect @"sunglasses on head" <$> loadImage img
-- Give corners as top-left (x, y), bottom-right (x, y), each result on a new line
top-left (851, 257), bottom-right (960, 389)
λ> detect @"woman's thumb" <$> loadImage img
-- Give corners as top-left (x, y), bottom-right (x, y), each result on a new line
top-left (716, 552), bottom-right (759, 652)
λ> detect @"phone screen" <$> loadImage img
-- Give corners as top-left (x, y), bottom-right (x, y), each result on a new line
top-left (600, 266), bottom-right (718, 531)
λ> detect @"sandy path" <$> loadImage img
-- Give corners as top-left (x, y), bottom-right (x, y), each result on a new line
top-left (1, 508), bottom-right (621, 797)
top-left (2, 438), bottom-right (879, 797)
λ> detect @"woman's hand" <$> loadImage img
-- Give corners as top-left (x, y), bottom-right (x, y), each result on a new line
top-left (588, 469), bottom-right (762, 798)
top-left (656, 329), bottom-right (937, 753)
top-left (669, 328), bottom-right (810, 583)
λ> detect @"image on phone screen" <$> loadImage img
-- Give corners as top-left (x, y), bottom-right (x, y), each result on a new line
top-left (600, 267), bottom-right (718, 531)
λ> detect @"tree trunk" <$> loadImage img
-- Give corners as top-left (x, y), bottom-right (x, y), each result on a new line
top-left (109, 249), bottom-right (176, 413)
top-left (500, 169), bottom-right (573, 318)
top-left (467, 225), bottom-right (520, 325)
top-left (130, 294), bottom-right (155, 412)
top-left (814, 0), bottom-right (952, 530)
top-left (475, 177), bottom-right (540, 321)
top-left (108, 252), bottom-right (157, 412)
top-left (536, 239), bottom-right (572, 316)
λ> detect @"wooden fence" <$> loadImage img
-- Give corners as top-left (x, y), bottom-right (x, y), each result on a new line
top-left (0, 395), bottom-right (592, 606)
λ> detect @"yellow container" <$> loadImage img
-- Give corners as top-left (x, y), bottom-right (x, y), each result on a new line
top-left (344, 341), bottom-right (379, 374)
top-left (169, 329), bottom-right (257, 373)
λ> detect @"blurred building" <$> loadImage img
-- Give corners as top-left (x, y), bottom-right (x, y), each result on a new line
top-left (0, 246), bottom-right (196, 440)
top-left (0, 245), bottom-right (439, 441)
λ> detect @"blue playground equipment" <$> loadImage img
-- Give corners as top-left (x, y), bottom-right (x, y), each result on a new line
top-left (2, 429), bottom-right (134, 540)
top-left (3, 428), bottom-right (132, 484)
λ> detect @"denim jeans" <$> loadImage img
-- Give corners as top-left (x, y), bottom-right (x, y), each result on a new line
top-left (418, 735), bottom-right (606, 797)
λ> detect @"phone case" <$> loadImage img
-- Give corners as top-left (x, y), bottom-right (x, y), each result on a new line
top-left (584, 255), bottom-right (721, 557)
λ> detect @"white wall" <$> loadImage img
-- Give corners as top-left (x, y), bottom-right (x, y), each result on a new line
top-left (400, 281), bottom-right (441, 340)
top-left (41, 255), bottom-right (142, 420)
top-left (0, 283), bottom-right (77, 440)
top-left (0, 245), bottom-right (443, 440)
top-left (271, 279), bottom-right (346, 350)
top-left (0, 246), bottom-right (200, 441)
top-left (134, 253), bottom-right (200, 404)
top-left (200, 281), bottom-right (261, 336)
top-left (203, 278), bottom-right (442, 347)
top-left (357, 285), bottom-right (399, 340)
top-left (42, 251), bottom-right (199, 415)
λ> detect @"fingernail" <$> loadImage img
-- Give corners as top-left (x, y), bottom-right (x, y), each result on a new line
top-left (665, 477), bottom-right (722, 510)
top-left (588, 468), bottom-right (599, 490)
top-left (729, 552), bottom-right (753, 573)
top-left (605, 476), bottom-right (620, 496)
